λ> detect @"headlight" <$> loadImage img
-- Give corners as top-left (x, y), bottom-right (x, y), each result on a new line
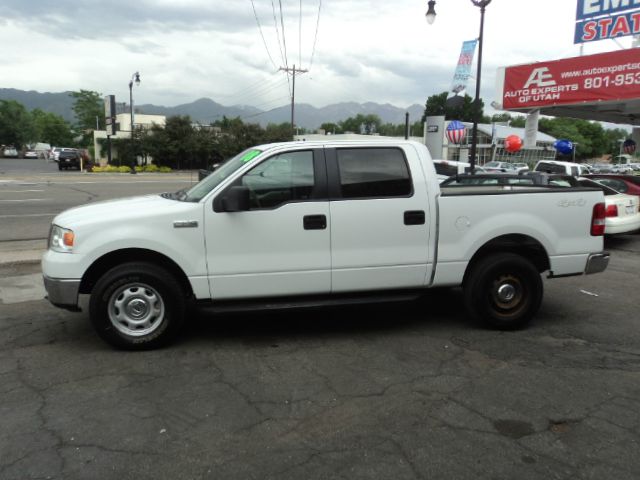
top-left (49, 225), bottom-right (75, 253)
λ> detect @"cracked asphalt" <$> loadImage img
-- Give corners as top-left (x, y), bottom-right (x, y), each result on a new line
top-left (1, 234), bottom-right (639, 479)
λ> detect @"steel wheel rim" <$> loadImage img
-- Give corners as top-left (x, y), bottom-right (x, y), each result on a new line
top-left (108, 282), bottom-right (166, 337)
top-left (490, 274), bottom-right (525, 317)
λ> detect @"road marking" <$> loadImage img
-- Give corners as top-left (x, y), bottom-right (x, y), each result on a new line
top-left (0, 190), bottom-right (45, 193)
top-left (0, 213), bottom-right (57, 218)
top-left (0, 199), bottom-right (51, 203)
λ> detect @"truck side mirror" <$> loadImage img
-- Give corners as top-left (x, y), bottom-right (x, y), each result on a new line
top-left (219, 186), bottom-right (251, 212)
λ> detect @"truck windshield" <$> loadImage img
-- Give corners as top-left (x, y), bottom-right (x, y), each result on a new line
top-left (179, 148), bottom-right (263, 202)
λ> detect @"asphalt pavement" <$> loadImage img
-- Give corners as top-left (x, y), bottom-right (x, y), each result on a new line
top-left (1, 162), bottom-right (640, 479)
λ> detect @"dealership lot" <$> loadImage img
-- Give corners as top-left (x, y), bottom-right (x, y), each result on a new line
top-left (1, 166), bottom-right (640, 479)
top-left (1, 235), bottom-right (639, 480)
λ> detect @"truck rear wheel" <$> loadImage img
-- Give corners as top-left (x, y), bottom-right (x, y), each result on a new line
top-left (463, 253), bottom-right (542, 330)
top-left (89, 262), bottom-right (185, 349)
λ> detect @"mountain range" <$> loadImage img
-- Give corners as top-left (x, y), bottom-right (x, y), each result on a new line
top-left (0, 88), bottom-right (425, 130)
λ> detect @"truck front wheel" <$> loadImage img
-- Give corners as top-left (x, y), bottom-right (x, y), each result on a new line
top-left (463, 253), bottom-right (542, 330)
top-left (89, 262), bottom-right (186, 349)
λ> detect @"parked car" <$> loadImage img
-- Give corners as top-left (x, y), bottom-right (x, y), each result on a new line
top-left (576, 178), bottom-right (640, 235)
top-left (24, 150), bottom-right (39, 159)
top-left (512, 162), bottom-right (530, 173)
top-left (50, 147), bottom-right (76, 162)
top-left (534, 160), bottom-right (591, 176)
top-left (611, 164), bottom-right (634, 174)
top-left (483, 161), bottom-right (518, 173)
top-left (433, 159), bottom-right (488, 183)
top-left (591, 163), bottom-right (613, 173)
top-left (3, 147), bottom-right (19, 158)
top-left (58, 150), bottom-right (82, 170)
top-left (584, 174), bottom-right (640, 201)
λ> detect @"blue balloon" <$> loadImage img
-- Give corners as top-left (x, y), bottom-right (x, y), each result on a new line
top-left (554, 139), bottom-right (574, 155)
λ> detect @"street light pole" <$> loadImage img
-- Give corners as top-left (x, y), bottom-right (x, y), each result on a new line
top-left (426, 0), bottom-right (492, 172)
top-left (129, 71), bottom-right (141, 174)
top-left (468, 0), bottom-right (491, 173)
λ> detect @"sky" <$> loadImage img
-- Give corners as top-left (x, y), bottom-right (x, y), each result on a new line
top-left (0, 0), bottom-right (634, 113)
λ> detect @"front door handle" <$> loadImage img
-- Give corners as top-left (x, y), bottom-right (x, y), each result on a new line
top-left (303, 215), bottom-right (327, 230)
top-left (404, 210), bottom-right (425, 225)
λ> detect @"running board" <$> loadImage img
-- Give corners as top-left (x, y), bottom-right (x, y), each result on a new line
top-left (195, 291), bottom-right (423, 315)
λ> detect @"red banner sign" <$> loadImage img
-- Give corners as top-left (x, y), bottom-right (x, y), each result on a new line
top-left (503, 48), bottom-right (640, 109)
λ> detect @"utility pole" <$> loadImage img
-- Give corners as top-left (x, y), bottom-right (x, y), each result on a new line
top-left (279, 64), bottom-right (308, 136)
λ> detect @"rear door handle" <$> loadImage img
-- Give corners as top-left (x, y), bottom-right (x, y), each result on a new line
top-left (404, 210), bottom-right (425, 225)
top-left (303, 215), bottom-right (327, 230)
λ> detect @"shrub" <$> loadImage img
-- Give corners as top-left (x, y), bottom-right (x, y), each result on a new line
top-left (90, 164), bottom-right (171, 173)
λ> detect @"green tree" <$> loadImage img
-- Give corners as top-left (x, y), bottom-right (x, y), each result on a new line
top-left (509, 116), bottom-right (526, 128)
top-left (603, 128), bottom-right (630, 157)
top-left (537, 117), bottom-right (612, 160)
top-left (0, 100), bottom-right (34, 147)
top-left (264, 122), bottom-right (295, 143)
top-left (339, 114), bottom-right (381, 134)
top-left (422, 92), bottom-right (484, 122)
top-left (319, 122), bottom-right (342, 134)
top-left (70, 90), bottom-right (104, 147)
top-left (31, 109), bottom-right (74, 146)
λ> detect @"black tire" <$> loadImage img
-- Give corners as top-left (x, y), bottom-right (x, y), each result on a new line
top-left (58, 163), bottom-right (63, 170)
top-left (463, 253), bottom-right (543, 330)
top-left (89, 262), bottom-right (186, 350)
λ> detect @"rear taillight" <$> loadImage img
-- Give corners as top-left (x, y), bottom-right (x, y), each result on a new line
top-left (591, 203), bottom-right (606, 236)
top-left (605, 204), bottom-right (618, 217)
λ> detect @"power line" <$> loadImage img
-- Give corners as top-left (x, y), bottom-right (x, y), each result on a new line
top-left (278, 0), bottom-right (290, 69)
top-left (271, 0), bottom-right (291, 96)
top-left (250, 94), bottom-right (291, 112)
top-left (249, 0), bottom-right (278, 70)
top-left (240, 99), bottom-right (291, 120)
top-left (309, 0), bottom-right (322, 70)
top-left (271, 0), bottom-right (287, 67)
top-left (222, 77), bottom-right (290, 105)
top-left (299, 0), bottom-right (303, 68)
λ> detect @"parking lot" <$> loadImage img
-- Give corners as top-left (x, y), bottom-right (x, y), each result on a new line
top-left (1, 165), bottom-right (640, 479)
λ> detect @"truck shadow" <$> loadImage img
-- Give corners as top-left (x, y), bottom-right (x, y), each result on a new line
top-left (604, 232), bottom-right (640, 252)
top-left (182, 287), bottom-right (470, 344)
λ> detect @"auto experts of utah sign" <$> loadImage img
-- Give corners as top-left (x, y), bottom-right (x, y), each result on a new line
top-left (501, 48), bottom-right (640, 109)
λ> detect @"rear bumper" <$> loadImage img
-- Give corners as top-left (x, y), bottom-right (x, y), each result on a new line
top-left (43, 275), bottom-right (81, 311)
top-left (585, 252), bottom-right (610, 275)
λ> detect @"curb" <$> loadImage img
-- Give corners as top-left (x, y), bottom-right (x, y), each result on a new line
top-left (0, 240), bottom-right (45, 268)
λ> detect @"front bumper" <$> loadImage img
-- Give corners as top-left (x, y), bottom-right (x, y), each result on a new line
top-left (43, 275), bottom-right (81, 311)
top-left (585, 252), bottom-right (610, 275)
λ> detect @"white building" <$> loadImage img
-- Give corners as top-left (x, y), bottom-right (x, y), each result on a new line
top-left (93, 113), bottom-right (166, 165)
top-left (443, 122), bottom-right (558, 165)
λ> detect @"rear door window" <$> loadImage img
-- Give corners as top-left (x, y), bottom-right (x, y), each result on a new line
top-left (336, 148), bottom-right (412, 199)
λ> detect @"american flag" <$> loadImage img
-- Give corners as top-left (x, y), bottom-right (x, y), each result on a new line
top-left (446, 120), bottom-right (466, 144)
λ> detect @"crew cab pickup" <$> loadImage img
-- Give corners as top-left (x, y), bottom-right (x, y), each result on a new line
top-left (42, 140), bottom-right (610, 349)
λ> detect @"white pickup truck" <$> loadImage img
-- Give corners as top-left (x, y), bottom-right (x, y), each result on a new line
top-left (42, 140), bottom-right (610, 349)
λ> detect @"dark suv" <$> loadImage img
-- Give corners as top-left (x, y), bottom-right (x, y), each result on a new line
top-left (58, 150), bottom-right (81, 170)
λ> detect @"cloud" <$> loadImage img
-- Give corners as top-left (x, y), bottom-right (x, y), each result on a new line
top-left (0, 0), bottom-right (632, 115)
top-left (0, 0), bottom-right (256, 38)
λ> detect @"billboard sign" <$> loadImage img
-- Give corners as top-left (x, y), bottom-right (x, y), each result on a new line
top-left (450, 40), bottom-right (477, 94)
top-left (575, 0), bottom-right (640, 43)
top-left (502, 48), bottom-right (640, 109)
top-left (104, 95), bottom-right (116, 136)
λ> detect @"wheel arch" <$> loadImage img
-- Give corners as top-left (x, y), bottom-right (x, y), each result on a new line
top-left (79, 248), bottom-right (194, 298)
top-left (463, 234), bottom-right (550, 285)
